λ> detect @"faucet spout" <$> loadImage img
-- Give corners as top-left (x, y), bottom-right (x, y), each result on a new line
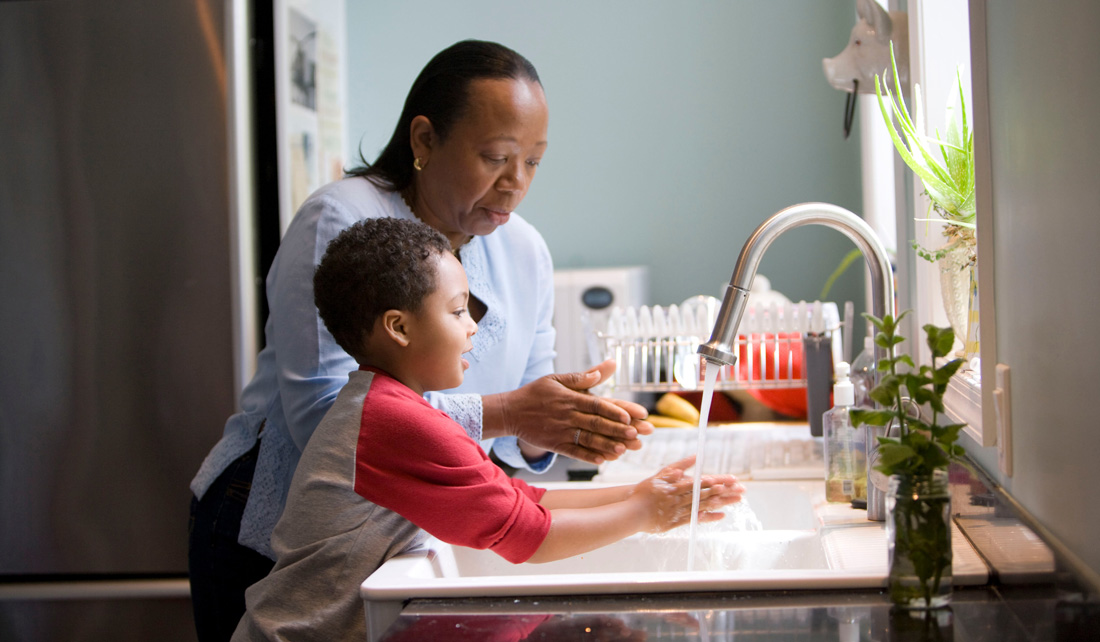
top-left (697, 202), bottom-right (894, 368)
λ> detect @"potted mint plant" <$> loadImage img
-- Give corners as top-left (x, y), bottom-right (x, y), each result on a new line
top-left (876, 44), bottom-right (977, 350)
top-left (851, 311), bottom-right (967, 609)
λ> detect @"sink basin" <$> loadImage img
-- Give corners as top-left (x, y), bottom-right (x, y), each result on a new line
top-left (446, 529), bottom-right (827, 577)
top-left (360, 479), bottom-right (988, 641)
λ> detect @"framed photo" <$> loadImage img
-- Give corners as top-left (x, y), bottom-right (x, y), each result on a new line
top-left (275, 0), bottom-right (347, 234)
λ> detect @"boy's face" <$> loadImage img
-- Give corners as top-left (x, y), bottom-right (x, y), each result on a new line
top-left (404, 252), bottom-right (477, 392)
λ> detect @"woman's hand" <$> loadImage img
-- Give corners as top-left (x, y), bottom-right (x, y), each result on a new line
top-left (628, 456), bottom-right (744, 534)
top-left (482, 360), bottom-right (654, 465)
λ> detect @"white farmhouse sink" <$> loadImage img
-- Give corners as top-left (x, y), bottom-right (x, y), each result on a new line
top-left (360, 480), bottom-right (988, 641)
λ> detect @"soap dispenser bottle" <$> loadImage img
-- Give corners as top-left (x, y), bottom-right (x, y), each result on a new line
top-left (850, 335), bottom-right (876, 409)
top-left (823, 361), bottom-right (867, 503)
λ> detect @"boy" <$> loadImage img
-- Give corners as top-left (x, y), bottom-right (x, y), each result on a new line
top-left (232, 218), bottom-right (744, 641)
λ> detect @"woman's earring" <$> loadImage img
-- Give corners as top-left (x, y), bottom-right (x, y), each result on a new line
top-left (413, 157), bottom-right (424, 171)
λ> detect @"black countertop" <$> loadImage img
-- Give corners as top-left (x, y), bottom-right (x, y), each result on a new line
top-left (380, 585), bottom-right (1099, 641)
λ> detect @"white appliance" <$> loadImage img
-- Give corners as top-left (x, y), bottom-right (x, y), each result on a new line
top-left (553, 266), bottom-right (650, 374)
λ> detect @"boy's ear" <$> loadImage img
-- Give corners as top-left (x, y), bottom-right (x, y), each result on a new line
top-left (381, 309), bottom-right (411, 347)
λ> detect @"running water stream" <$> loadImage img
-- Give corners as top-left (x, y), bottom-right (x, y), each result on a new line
top-left (686, 360), bottom-right (722, 571)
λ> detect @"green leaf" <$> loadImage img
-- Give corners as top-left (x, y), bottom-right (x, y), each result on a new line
top-left (908, 386), bottom-right (934, 407)
top-left (937, 422), bottom-right (966, 445)
top-left (933, 358), bottom-right (964, 384)
top-left (923, 446), bottom-right (951, 470)
top-left (957, 68), bottom-right (971, 151)
top-left (820, 248), bottom-right (864, 300)
top-left (924, 324), bottom-right (956, 358)
top-left (870, 377), bottom-right (901, 407)
top-left (880, 313), bottom-right (897, 336)
top-left (908, 430), bottom-right (931, 449)
top-left (851, 409), bottom-right (897, 427)
top-left (878, 443), bottom-right (918, 468)
top-left (862, 312), bottom-right (886, 331)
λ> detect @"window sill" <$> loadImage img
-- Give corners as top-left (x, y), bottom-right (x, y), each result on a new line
top-left (944, 366), bottom-right (985, 445)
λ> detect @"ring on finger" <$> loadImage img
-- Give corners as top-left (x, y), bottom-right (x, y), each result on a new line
top-left (573, 429), bottom-right (581, 446)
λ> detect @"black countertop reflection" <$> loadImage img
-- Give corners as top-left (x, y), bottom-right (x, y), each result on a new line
top-left (380, 586), bottom-right (1099, 641)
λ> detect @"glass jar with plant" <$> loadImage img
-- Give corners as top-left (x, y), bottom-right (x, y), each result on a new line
top-left (851, 310), bottom-right (967, 609)
top-left (875, 44), bottom-right (976, 350)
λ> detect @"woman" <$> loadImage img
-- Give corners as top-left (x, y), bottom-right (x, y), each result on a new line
top-left (188, 39), bottom-right (653, 641)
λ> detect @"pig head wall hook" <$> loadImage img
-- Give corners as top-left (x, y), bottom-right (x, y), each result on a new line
top-left (823, 0), bottom-right (909, 138)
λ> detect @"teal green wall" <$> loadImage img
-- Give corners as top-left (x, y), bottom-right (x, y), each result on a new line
top-left (346, 1), bottom-right (865, 313)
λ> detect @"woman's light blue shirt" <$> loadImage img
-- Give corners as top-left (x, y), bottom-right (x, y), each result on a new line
top-left (191, 178), bottom-right (557, 558)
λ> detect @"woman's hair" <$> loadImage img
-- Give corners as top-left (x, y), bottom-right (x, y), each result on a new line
top-left (314, 217), bottom-right (451, 362)
top-left (347, 39), bottom-right (541, 192)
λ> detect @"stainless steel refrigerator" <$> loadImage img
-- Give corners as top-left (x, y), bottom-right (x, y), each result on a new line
top-left (0, 1), bottom-right (275, 639)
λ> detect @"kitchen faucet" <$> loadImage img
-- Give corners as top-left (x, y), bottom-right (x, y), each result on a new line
top-left (697, 202), bottom-right (895, 519)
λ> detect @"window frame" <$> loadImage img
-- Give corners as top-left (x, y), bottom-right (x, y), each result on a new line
top-left (892, 0), bottom-right (997, 449)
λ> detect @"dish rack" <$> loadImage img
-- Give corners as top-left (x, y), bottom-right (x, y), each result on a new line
top-left (590, 296), bottom-right (847, 393)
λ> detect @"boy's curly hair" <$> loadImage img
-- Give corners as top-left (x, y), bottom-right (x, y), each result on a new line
top-left (314, 217), bottom-right (451, 362)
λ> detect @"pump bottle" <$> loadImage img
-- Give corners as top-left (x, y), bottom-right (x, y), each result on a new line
top-left (850, 335), bottom-right (876, 409)
top-left (823, 362), bottom-right (867, 503)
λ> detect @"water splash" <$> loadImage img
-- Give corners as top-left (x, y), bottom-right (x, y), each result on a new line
top-left (686, 360), bottom-right (722, 571)
top-left (639, 498), bottom-right (765, 572)
top-left (720, 497), bottom-right (764, 532)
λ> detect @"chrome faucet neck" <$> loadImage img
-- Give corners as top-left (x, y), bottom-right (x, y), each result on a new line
top-left (698, 202), bottom-right (894, 370)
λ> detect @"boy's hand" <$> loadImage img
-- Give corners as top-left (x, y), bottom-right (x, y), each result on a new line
top-left (630, 456), bottom-right (745, 534)
top-left (484, 360), bottom-right (654, 465)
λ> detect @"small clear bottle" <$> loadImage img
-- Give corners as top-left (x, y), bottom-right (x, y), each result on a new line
top-left (824, 362), bottom-right (867, 503)
top-left (850, 335), bottom-right (876, 409)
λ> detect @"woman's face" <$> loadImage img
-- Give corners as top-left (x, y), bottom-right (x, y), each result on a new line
top-left (410, 78), bottom-right (549, 247)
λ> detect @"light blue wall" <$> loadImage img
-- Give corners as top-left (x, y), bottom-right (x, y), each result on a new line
top-left (346, 1), bottom-right (865, 312)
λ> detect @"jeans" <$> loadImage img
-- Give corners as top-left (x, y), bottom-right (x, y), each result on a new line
top-left (188, 441), bottom-right (275, 642)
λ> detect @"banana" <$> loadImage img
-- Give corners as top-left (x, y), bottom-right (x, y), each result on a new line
top-left (655, 393), bottom-right (700, 425)
top-left (647, 414), bottom-right (695, 428)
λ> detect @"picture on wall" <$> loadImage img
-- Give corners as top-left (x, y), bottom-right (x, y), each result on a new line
top-left (275, 0), bottom-right (347, 235)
